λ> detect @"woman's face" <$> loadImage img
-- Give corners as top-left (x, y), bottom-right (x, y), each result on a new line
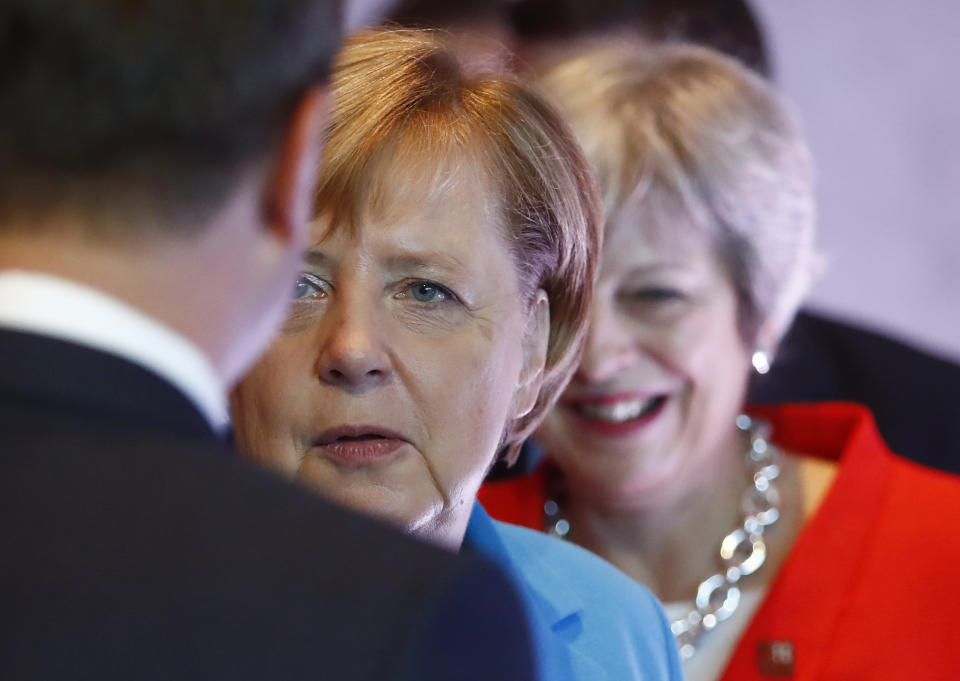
top-left (232, 178), bottom-right (547, 548)
top-left (536, 209), bottom-right (752, 509)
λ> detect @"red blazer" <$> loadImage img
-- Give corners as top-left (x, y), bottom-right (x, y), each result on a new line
top-left (480, 402), bottom-right (960, 680)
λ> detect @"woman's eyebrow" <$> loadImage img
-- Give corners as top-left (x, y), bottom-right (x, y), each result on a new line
top-left (303, 250), bottom-right (332, 269)
top-left (626, 262), bottom-right (694, 274)
top-left (383, 252), bottom-right (468, 275)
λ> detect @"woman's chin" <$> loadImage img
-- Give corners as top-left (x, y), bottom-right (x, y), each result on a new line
top-left (567, 451), bottom-right (692, 512)
top-left (294, 452), bottom-right (473, 547)
top-left (309, 482), bottom-right (436, 529)
top-left (327, 488), bottom-right (467, 549)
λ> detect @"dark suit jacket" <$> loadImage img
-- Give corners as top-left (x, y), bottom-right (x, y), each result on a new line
top-left (0, 329), bottom-right (537, 681)
top-left (749, 309), bottom-right (960, 474)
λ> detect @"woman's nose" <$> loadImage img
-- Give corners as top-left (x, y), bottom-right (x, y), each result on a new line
top-left (314, 305), bottom-right (392, 393)
top-left (574, 307), bottom-right (640, 384)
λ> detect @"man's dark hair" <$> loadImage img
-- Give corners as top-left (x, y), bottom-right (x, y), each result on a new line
top-left (0, 0), bottom-right (342, 232)
top-left (511, 0), bottom-right (771, 77)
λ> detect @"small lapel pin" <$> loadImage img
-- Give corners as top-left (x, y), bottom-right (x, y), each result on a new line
top-left (757, 640), bottom-right (795, 677)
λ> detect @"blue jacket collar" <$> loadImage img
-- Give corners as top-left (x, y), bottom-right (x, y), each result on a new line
top-left (463, 503), bottom-right (608, 681)
top-left (464, 503), bottom-right (584, 626)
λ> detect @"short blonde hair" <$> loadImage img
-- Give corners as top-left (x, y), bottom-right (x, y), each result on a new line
top-left (315, 29), bottom-right (602, 463)
top-left (537, 41), bottom-right (816, 343)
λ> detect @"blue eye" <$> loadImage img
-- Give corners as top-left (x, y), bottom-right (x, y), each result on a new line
top-left (410, 282), bottom-right (444, 302)
top-left (396, 280), bottom-right (459, 307)
top-left (293, 274), bottom-right (329, 300)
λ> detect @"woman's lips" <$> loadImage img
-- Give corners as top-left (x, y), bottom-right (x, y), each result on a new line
top-left (313, 425), bottom-right (410, 467)
top-left (563, 393), bottom-right (668, 437)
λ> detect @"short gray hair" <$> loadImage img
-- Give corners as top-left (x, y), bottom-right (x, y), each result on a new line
top-left (536, 40), bottom-right (816, 344)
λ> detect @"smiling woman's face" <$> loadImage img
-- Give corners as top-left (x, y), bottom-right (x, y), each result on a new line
top-left (231, 175), bottom-right (547, 548)
top-left (536, 207), bottom-right (753, 510)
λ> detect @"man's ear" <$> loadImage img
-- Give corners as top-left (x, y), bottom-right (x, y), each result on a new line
top-left (511, 289), bottom-right (550, 421)
top-left (263, 86), bottom-right (329, 246)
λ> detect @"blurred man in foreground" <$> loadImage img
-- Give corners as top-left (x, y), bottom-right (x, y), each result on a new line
top-left (0, 2), bottom-right (538, 679)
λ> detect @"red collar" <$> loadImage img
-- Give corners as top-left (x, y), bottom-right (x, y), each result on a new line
top-left (724, 402), bottom-right (894, 680)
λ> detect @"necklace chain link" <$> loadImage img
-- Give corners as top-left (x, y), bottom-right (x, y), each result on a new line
top-left (543, 414), bottom-right (782, 661)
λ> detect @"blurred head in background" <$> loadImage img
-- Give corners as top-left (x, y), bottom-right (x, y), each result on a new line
top-left (512, 0), bottom-right (771, 76)
top-left (372, 0), bottom-right (770, 76)
top-left (534, 41), bottom-right (814, 509)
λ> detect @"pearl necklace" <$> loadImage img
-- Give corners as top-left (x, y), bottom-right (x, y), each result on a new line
top-left (543, 414), bottom-right (782, 661)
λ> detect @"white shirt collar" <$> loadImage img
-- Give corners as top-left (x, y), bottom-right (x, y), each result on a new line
top-left (0, 270), bottom-right (230, 431)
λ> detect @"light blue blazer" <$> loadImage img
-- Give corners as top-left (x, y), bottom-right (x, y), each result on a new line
top-left (463, 502), bottom-right (685, 681)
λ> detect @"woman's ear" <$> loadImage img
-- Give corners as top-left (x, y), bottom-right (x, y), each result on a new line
top-left (753, 315), bottom-right (784, 372)
top-left (511, 289), bottom-right (550, 420)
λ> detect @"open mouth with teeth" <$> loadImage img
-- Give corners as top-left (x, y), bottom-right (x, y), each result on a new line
top-left (569, 395), bottom-right (668, 426)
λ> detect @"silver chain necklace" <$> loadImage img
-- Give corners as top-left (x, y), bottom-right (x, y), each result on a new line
top-left (543, 414), bottom-right (782, 661)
